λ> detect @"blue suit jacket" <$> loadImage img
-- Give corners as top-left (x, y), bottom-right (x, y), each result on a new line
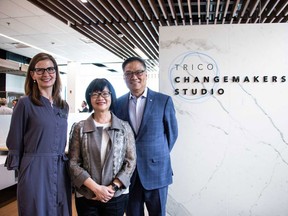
top-left (115, 88), bottom-right (178, 190)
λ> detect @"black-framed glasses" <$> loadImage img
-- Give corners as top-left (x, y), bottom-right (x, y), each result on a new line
top-left (124, 70), bottom-right (145, 78)
top-left (33, 67), bottom-right (56, 75)
top-left (90, 91), bottom-right (111, 98)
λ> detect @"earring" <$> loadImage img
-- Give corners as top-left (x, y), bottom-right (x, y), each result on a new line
top-left (33, 80), bottom-right (36, 83)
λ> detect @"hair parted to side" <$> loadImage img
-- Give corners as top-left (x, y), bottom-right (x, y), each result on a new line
top-left (25, 52), bottom-right (66, 108)
top-left (85, 78), bottom-right (117, 113)
top-left (122, 56), bottom-right (147, 71)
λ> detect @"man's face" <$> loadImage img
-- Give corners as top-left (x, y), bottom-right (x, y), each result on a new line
top-left (123, 61), bottom-right (147, 96)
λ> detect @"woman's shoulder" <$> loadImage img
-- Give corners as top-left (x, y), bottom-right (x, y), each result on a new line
top-left (18, 95), bottom-right (29, 102)
top-left (16, 96), bottom-right (31, 107)
top-left (111, 113), bottom-right (131, 129)
top-left (73, 115), bottom-right (94, 131)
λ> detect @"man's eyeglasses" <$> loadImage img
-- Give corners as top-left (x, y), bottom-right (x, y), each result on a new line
top-left (124, 70), bottom-right (145, 78)
top-left (90, 91), bottom-right (111, 98)
top-left (33, 67), bottom-right (56, 75)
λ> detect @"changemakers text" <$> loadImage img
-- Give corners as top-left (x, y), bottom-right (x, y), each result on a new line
top-left (173, 75), bottom-right (286, 95)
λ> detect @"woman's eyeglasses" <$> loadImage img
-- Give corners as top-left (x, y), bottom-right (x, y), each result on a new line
top-left (90, 91), bottom-right (111, 98)
top-left (33, 67), bottom-right (56, 75)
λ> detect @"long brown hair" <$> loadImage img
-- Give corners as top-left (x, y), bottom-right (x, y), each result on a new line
top-left (24, 52), bottom-right (66, 108)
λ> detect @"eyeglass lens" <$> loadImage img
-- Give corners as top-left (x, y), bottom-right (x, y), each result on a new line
top-left (124, 70), bottom-right (145, 78)
top-left (90, 91), bottom-right (111, 98)
top-left (34, 67), bottom-right (55, 75)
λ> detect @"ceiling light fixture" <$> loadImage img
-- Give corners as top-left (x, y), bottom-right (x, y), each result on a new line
top-left (80, 37), bottom-right (94, 44)
top-left (80, 0), bottom-right (88, 3)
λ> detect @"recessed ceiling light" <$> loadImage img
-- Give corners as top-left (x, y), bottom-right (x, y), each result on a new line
top-left (10, 42), bottom-right (30, 48)
top-left (80, 0), bottom-right (88, 3)
top-left (79, 37), bottom-right (94, 44)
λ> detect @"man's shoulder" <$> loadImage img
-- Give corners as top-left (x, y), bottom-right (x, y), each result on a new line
top-left (148, 89), bottom-right (170, 99)
top-left (117, 93), bottom-right (129, 101)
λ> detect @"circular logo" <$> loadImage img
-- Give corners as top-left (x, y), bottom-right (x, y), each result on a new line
top-left (168, 51), bottom-right (220, 102)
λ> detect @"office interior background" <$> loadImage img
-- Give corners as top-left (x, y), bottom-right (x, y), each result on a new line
top-left (1, 0), bottom-right (287, 109)
top-left (0, 0), bottom-right (287, 215)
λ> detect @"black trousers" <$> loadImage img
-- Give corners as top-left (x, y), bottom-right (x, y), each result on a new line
top-left (75, 194), bottom-right (128, 216)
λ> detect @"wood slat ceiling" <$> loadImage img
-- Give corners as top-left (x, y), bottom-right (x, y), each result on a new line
top-left (27, 0), bottom-right (288, 73)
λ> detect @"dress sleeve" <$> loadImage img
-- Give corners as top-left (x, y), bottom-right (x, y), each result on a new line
top-left (5, 98), bottom-right (27, 170)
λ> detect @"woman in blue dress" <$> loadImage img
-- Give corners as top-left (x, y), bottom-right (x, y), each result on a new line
top-left (5, 52), bottom-right (72, 216)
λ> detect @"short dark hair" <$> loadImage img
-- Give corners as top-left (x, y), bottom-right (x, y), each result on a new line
top-left (85, 78), bottom-right (116, 112)
top-left (122, 56), bottom-right (146, 71)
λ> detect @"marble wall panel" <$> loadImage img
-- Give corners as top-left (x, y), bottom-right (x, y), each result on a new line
top-left (159, 24), bottom-right (288, 216)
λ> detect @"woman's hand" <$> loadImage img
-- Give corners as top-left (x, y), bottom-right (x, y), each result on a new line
top-left (92, 185), bottom-right (115, 202)
top-left (84, 178), bottom-right (115, 202)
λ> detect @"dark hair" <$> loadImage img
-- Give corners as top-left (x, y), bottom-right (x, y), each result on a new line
top-left (85, 78), bottom-right (117, 112)
top-left (25, 52), bottom-right (66, 108)
top-left (82, 101), bottom-right (87, 106)
top-left (122, 56), bottom-right (146, 71)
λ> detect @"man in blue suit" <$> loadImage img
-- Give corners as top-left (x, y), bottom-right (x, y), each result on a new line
top-left (114, 57), bottom-right (178, 216)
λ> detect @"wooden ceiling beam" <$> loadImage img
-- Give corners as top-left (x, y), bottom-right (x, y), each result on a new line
top-left (158, 0), bottom-right (170, 26)
top-left (56, 0), bottom-right (91, 24)
top-left (128, 1), bottom-right (159, 44)
top-left (275, 0), bottom-right (288, 16)
top-left (138, 0), bottom-right (159, 35)
top-left (197, 0), bottom-right (201, 24)
top-left (115, 1), bottom-right (158, 59)
top-left (230, 0), bottom-right (241, 24)
top-left (187, 0), bottom-right (193, 25)
top-left (36, 0), bottom-right (82, 25)
top-left (98, 0), bottom-right (122, 22)
top-left (88, 0), bottom-right (113, 22)
top-left (77, 1), bottom-right (106, 23)
top-left (253, 0), bottom-right (271, 23)
top-left (167, 0), bottom-right (178, 26)
top-left (237, 0), bottom-right (251, 23)
top-left (147, 0), bottom-right (165, 26)
top-left (214, 0), bottom-right (221, 24)
top-left (126, 19), bottom-right (158, 59)
top-left (107, 0), bottom-right (127, 22)
top-left (260, 0), bottom-right (280, 23)
top-left (178, 0), bottom-right (185, 25)
top-left (222, 0), bottom-right (230, 24)
top-left (206, 0), bottom-right (210, 24)
top-left (66, 0), bottom-right (99, 23)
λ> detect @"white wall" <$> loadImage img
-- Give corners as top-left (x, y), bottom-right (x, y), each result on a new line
top-left (160, 24), bottom-right (288, 216)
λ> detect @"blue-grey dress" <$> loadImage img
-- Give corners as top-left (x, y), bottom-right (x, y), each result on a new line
top-left (5, 96), bottom-right (72, 216)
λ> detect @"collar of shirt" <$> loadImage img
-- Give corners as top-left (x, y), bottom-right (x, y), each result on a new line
top-left (129, 87), bottom-right (148, 100)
